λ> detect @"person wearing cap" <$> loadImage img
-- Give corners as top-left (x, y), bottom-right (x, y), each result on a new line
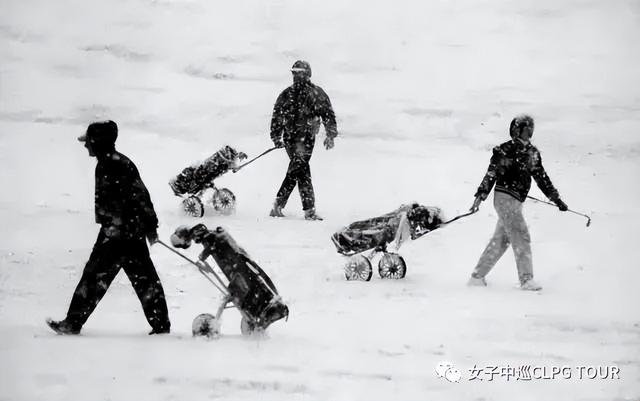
top-left (269, 60), bottom-right (338, 221)
top-left (47, 120), bottom-right (171, 335)
top-left (467, 115), bottom-right (568, 291)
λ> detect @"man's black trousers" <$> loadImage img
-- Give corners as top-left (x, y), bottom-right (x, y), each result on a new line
top-left (275, 144), bottom-right (315, 211)
top-left (65, 230), bottom-right (170, 331)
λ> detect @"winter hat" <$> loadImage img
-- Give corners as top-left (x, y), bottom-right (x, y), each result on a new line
top-left (509, 114), bottom-right (535, 138)
top-left (78, 120), bottom-right (118, 145)
top-left (290, 60), bottom-right (312, 78)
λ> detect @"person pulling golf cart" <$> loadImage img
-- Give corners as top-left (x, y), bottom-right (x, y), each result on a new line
top-left (169, 145), bottom-right (247, 217)
top-left (163, 224), bottom-right (289, 337)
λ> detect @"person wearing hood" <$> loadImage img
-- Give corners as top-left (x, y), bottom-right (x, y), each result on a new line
top-left (269, 60), bottom-right (338, 221)
top-left (47, 121), bottom-right (171, 335)
top-left (467, 115), bottom-right (568, 291)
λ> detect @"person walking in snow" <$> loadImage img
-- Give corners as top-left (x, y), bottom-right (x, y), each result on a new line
top-left (467, 115), bottom-right (568, 291)
top-left (269, 60), bottom-right (338, 221)
top-left (47, 121), bottom-right (171, 335)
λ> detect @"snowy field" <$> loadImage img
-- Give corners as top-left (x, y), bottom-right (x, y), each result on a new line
top-left (1, 0), bottom-right (639, 400)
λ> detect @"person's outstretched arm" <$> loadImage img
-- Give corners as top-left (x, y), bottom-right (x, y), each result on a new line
top-left (531, 150), bottom-right (568, 211)
top-left (471, 146), bottom-right (503, 211)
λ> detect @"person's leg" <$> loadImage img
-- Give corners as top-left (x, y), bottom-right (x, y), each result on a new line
top-left (499, 196), bottom-right (534, 285)
top-left (121, 238), bottom-right (171, 333)
top-left (294, 139), bottom-right (320, 216)
top-left (471, 221), bottom-right (510, 280)
top-left (273, 148), bottom-right (299, 212)
top-left (471, 194), bottom-right (511, 280)
top-left (296, 152), bottom-right (316, 212)
top-left (64, 232), bottom-right (122, 330)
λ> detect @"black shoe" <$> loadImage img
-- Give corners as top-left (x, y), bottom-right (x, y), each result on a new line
top-left (304, 208), bottom-right (323, 221)
top-left (46, 318), bottom-right (81, 335)
top-left (148, 327), bottom-right (170, 335)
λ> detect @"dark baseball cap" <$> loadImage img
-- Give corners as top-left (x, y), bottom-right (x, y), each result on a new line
top-left (78, 120), bottom-right (118, 143)
top-left (290, 60), bottom-right (311, 77)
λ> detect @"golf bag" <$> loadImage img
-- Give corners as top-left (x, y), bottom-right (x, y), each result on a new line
top-left (331, 203), bottom-right (444, 255)
top-left (170, 224), bottom-right (289, 335)
top-left (169, 145), bottom-right (246, 217)
top-left (331, 203), bottom-right (445, 281)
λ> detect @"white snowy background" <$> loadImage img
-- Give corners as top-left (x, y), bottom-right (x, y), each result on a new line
top-left (1, 0), bottom-right (639, 400)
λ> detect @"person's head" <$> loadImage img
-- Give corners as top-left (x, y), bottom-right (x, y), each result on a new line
top-left (290, 60), bottom-right (311, 85)
top-left (78, 120), bottom-right (118, 157)
top-left (509, 114), bottom-right (535, 143)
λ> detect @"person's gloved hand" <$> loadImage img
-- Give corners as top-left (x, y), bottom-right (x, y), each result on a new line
top-left (273, 139), bottom-right (284, 149)
top-left (554, 199), bottom-right (569, 212)
top-left (470, 194), bottom-right (485, 213)
top-left (146, 230), bottom-right (159, 246)
top-left (237, 152), bottom-right (248, 161)
top-left (323, 137), bottom-right (334, 150)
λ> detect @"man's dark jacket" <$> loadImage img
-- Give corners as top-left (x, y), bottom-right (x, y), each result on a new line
top-left (270, 81), bottom-right (337, 150)
top-left (475, 140), bottom-right (560, 202)
top-left (95, 152), bottom-right (158, 239)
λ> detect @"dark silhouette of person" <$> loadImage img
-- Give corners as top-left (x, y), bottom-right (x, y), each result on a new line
top-left (47, 121), bottom-right (171, 335)
top-left (269, 60), bottom-right (338, 220)
top-left (468, 115), bottom-right (568, 291)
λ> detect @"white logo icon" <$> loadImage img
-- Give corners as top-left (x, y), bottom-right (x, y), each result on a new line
top-left (436, 361), bottom-right (462, 383)
top-left (445, 367), bottom-right (462, 383)
top-left (435, 361), bottom-right (453, 378)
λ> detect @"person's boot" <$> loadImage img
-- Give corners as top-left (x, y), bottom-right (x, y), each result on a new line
top-left (467, 275), bottom-right (487, 287)
top-left (269, 203), bottom-right (285, 218)
top-left (46, 318), bottom-right (81, 335)
top-left (148, 326), bottom-right (170, 335)
top-left (304, 208), bottom-right (323, 221)
top-left (520, 279), bottom-right (542, 291)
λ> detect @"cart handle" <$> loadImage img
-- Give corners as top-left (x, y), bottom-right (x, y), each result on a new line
top-left (440, 210), bottom-right (478, 226)
top-left (157, 240), bottom-right (230, 296)
top-left (232, 146), bottom-right (279, 173)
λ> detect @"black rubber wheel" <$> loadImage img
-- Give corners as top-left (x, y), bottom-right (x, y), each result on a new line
top-left (191, 313), bottom-right (220, 339)
top-left (182, 196), bottom-right (204, 217)
top-left (344, 254), bottom-right (373, 281)
top-left (378, 253), bottom-right (407, 279)
top-left (212, 188), bottom-right (236, 215)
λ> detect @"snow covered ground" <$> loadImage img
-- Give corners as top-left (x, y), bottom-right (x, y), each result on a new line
top-left (1, 0), bottom-right (639, 400)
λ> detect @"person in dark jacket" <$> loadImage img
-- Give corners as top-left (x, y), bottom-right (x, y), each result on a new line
top-left (47, 121), bottom-right (171, 335)
top-left (269, 60), bottom-right (338, 221)
top-left (468, 115), bottom-right (568, 291)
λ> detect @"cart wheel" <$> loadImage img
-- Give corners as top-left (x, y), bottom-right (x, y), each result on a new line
top-left (192, 313), bottom-right (220, 339)
top-left (344, 254), bottom-right (373, 281)
top-left (212, 188), bottom-right (236, 215)
top-left (240, 316), bottom-right (261, 336)
top-left (182, 196), bottom-right (204, 217)
top-left (378, 253), bottom-right (407, 279)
